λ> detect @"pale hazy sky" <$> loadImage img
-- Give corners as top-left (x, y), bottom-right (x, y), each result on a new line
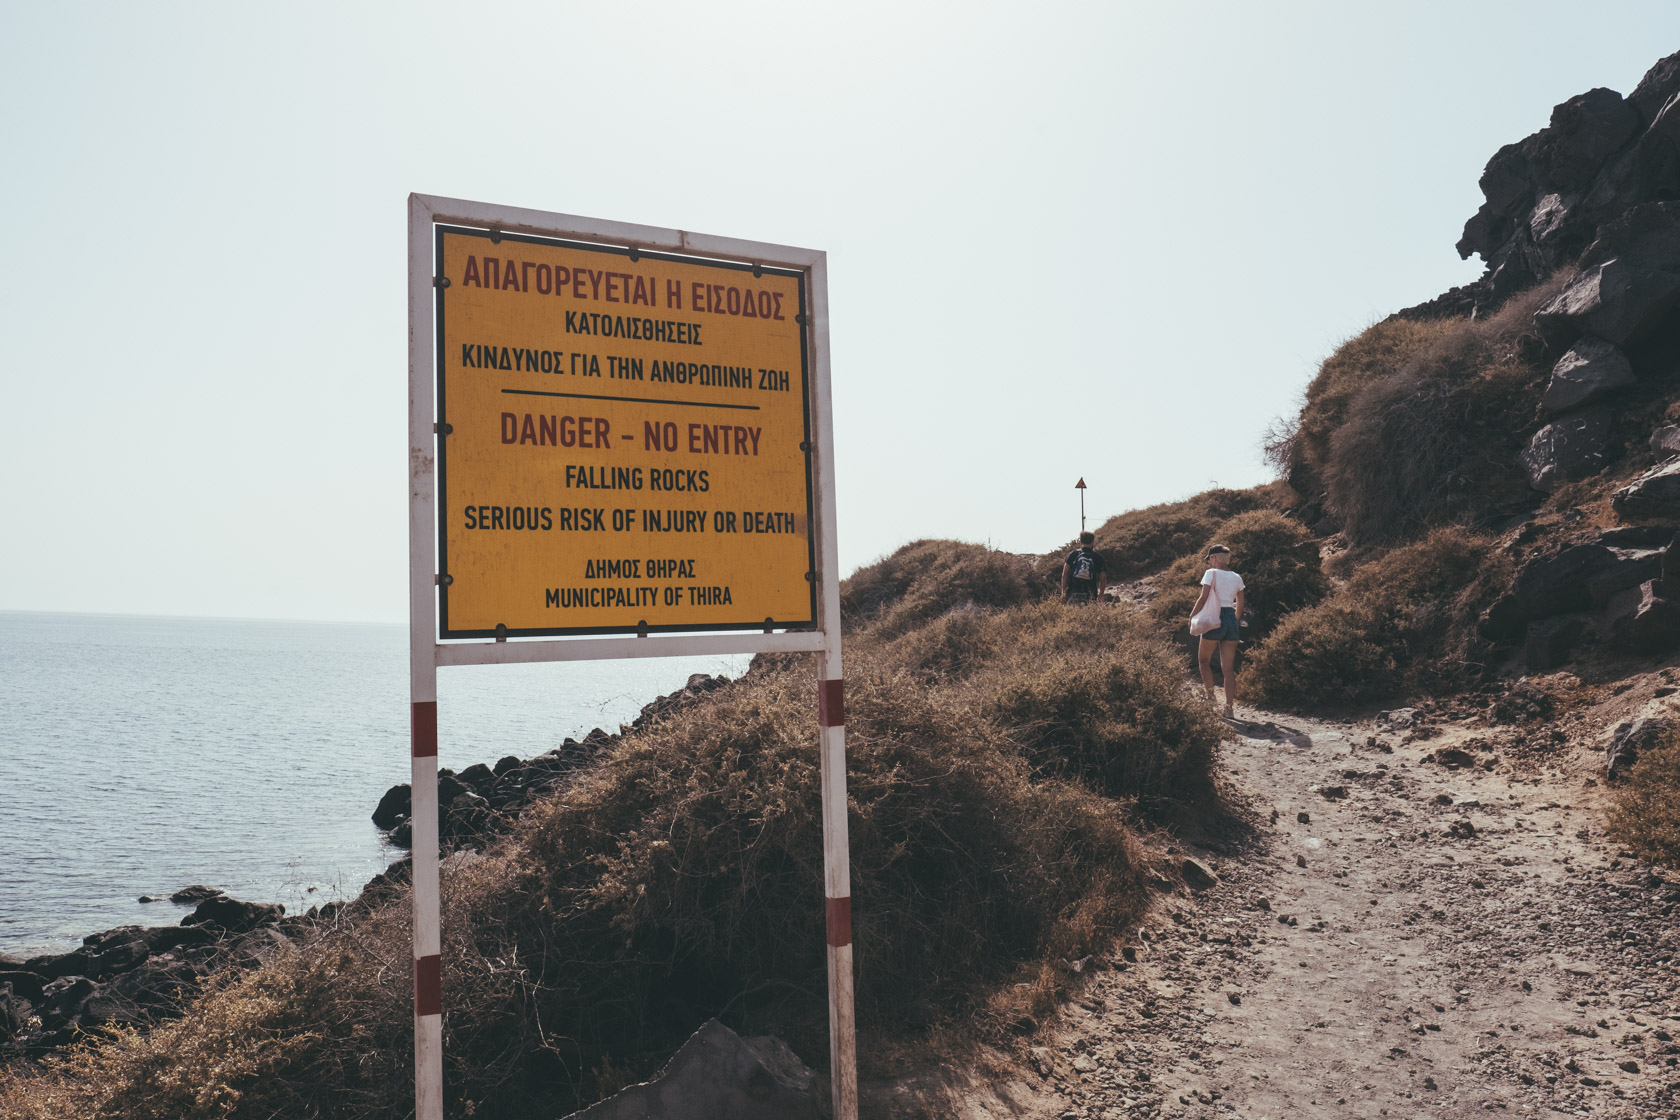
top-left (4, 2), bottom-right (1677, 623)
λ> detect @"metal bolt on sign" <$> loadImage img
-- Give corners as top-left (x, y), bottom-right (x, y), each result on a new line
top-left (407, 194), bottom-right (855, 1120)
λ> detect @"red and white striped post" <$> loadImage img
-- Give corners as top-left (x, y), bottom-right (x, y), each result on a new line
top-left (408, 193), bottom-right (445, 1120)
top-left (817, 661), bottom-right (855, 1117)
top-left (807, 253), bottom-right (857, 1120)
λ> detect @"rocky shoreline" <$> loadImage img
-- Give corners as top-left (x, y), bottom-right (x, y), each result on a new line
top-left (370, 671), bottom-right (731, 851)
top-left (0, 672), bottom-right (732, 1060)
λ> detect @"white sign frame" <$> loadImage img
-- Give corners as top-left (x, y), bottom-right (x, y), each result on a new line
top-left (407, 194), bottom-right (853, 1120)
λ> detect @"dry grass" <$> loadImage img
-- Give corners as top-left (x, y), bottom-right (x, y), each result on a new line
top-left (1240, 527), bottom-right (1504, 711)
top-left (842, 540), bottom-right (1034, 638)
top-left (889, 602), bottom-right (1228, 805)
top-left (1270, 271), bottom-right (1573, 544)
top-left (2, 550), bottom-right (1216, 1119)
top-left (1608, 722), bottom-right (1680, 868)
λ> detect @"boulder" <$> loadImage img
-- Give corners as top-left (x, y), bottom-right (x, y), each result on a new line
top-left (106, 957), bottom-right (199, 1011)
top-left (1603, 579), bottom-right (1680, 653)
top-left (493, 754), bottom-right (522, 777)
top-left (0, 970), bottom-right (46, 1003)
top-left (1613, 458), bottom-right (1680, 520)
top-left (1535, 202), bottom-right (1680, 347)
top-left (0, 983), bottom-right (33, 1041)
top-left (181, 895), bottom-right (283, 935)
top-left (371, 783), bottom-right (411, 830)
top-left (37, 976), bottom-right (96, 1032)
top-left (436, 770), bottom-right (468, 806)
top-left (1597, 525), bottom-right (1678, 547)
top-left (170, 885), bottom-right (224, 905)
top-left (1181, 858), bottom-right (1219, 890)
top-left (1541, 336), bottom-right (1636, 413)
top-left (1607, 716), bottom-right (1674, 776)
top-left (1584, 547), bottom-right (1665, 607)
top-left (1518, 408), bottom-right (1613, 491)
top-left (561, 1019), bottom-right (824, 1120)
top-left (456, 762), bottom-right (495, 790)
top-left (89, 939), bottom-right (149, 979)
top-left (1509, 541), bottom-right (1622, 620)
top-left (1525, 616), bottom-right (1586, 672)
top-left (1485, 537), bottom-right (1666, 638)
top-left (24, 948), bottom-right (93, 981)
top-left (1377, 708), bottom-right (1420, 729)
top-left (1650, 425), bottom-right (1680, 459)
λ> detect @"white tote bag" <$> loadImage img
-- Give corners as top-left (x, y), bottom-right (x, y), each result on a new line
top-left (1189, 574), bottom-right (1224, 637)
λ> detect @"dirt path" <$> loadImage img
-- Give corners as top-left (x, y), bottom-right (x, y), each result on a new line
top-left (1021, 705), bottom-right (1680, 1120)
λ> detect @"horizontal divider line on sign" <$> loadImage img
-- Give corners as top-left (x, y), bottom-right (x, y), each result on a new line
top-left (500, 388), bottom-right (761, 411)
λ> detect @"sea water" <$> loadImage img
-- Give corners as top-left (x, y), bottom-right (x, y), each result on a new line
top-left (0, 611), bottom-right (749, 956)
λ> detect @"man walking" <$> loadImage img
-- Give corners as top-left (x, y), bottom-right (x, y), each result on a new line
top-left (1061, 531), bottom-right (1108, 604)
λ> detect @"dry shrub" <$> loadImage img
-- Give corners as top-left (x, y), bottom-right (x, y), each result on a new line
top-left (2, 535), bottom-right (1232, 1119)
top-left (1033, 483), bottom-right (1292, 587)
top-left (0, 876), bottom-right (528, 1120)
top-left (1, 637), bottom-right (1156, 1119)
top-left (500, 654), bottom-right (1145, 1076)
top-left (1608, 728), bottom-right (1680, 868)
top-left (888, 602), bottom-right (1227, 805)
top-left (1305, 272), bottom-right (1573, 544)
top-left (841, 540), bottom-right (1032, 637)
top-left (1241, 527), bottom-right (1498, 711)
top-left (1149, 510), bottom-right (1328, 642)
top-left (1267, 316), bottom-right (1454, 497)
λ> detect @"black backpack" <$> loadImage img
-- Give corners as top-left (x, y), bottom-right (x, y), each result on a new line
top-left (1070, 548), bottom-right (1097, 582)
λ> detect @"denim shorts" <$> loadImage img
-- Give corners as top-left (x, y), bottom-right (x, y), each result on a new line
top-left (1201, 607), bottom-right (1240, 642)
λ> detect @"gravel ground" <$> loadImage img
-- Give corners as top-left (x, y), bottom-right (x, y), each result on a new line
top-left (1018, 703), bottom-right (1680, 1120)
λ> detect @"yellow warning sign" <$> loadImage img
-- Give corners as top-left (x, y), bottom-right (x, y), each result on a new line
top-left (434, 226), bottom-right (815, 637)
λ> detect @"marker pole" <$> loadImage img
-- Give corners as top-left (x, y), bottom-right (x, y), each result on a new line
top-left (408, 194), bottom-right (445, 1120)
top-left (808, 253), bottom-right (857, 1120)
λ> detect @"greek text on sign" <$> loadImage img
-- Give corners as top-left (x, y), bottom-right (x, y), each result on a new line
top-left (435, 226), bottom-right (816, 637)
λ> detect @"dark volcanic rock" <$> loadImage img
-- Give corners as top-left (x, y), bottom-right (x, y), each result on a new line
top-left (1584, 547), bottom-right (1665, 607)
top-left (1535, 202), bottom-right (1680, 347)
top-left (90, 938), bottom-right (150, 979)
top-left (170, 885), bottom-right (224, 905)
top-left (1525, 616), bottom-right (1586, 672)
top-left (25, 948), bottom-right (93, 980)
top-left (1483, 538), bottom-right (1644, 638)
top-left (1518, 408), bottom-right (1612, 491)
top-left (1540, 336), bottom-right (1636, 413)
top-left (1613, 458), bottom-right (1680, 521)
top-left (181, 895), bottom-right (283, 935)
top-left (0, 983), bottom-right (33, 1040)
top-left (561, 1019), bottom-right (824, 1120)
top-left (1603, 578), bottom-right (1680, 653)
top-left (436, 770), bottom-right (468, 806)
top-left (1452, 53), bottom-right (1680, 317)
top-left (1651, 424), bottom-right (1680, 459)
top-left (372, 782), bottom-right (411, 830)
top-left (1607, 715), bottom-right (1674, 776)
top-left (456, 762), bottom-right (495, 790)
top-left (38, 976), bottom-right (95, 1032)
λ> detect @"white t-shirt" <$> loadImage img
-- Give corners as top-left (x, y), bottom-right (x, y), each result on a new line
top-left (1201, 568), bottom-right (1244, 609)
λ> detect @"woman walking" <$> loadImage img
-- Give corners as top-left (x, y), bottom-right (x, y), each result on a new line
top-left (1189, 544), bottom-right (1245, 717)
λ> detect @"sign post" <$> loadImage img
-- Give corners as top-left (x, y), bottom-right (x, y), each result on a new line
top-left (1075, 477), bottom-right (1087, 533)
top-left (407, 194), bottom-right (853, 1120)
